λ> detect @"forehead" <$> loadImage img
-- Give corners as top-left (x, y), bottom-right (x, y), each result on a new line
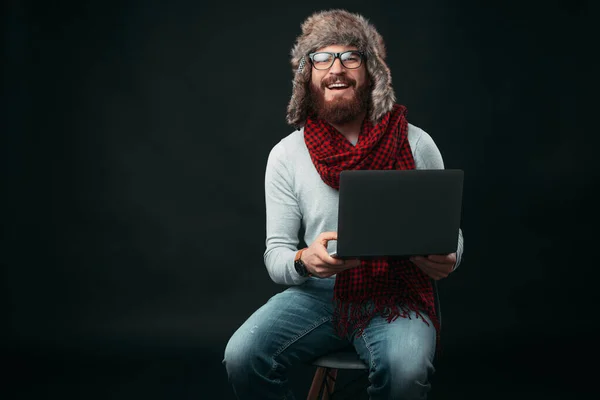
top-left (314, 44), bottom-right (359, 53)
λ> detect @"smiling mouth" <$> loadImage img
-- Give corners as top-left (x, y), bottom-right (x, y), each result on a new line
top-left (326, 83), bottom-right (350, 90)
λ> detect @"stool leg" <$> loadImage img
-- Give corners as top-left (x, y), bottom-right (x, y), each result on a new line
top-left (325, 368), bottom-right (338, 397)
top-left (307, 367), bottom-right (339, 400)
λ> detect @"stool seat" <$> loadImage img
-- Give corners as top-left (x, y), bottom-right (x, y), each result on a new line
top-left (311, 348), bottom-right (368, 370)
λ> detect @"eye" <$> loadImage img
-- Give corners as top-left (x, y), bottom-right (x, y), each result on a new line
top-left (312, 53), bottom-right (333, 63)
top-left (342, 52), bottom-right (361, 62)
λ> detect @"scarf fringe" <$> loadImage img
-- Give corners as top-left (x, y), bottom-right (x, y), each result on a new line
top-left (333, 295), bottom-right (442, 357)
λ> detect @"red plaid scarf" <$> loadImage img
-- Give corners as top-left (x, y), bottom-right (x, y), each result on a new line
top-left (304, 104), bottom-right (440, 346)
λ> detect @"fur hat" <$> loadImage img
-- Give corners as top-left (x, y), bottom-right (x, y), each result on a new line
top-left (286, 9), bottom-right (395, 127)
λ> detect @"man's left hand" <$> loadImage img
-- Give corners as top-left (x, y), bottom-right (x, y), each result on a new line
top-left (409, 253), bottom-right (456, 281)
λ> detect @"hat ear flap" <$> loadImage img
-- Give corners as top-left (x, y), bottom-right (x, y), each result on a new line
top-left (366, 50), bottom-right (395, 123)
top-left (287, 56), bottom-right (312, 127)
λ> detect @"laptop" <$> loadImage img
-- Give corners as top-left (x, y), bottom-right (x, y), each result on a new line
top-left (331, 169), bottom-right (464, 259)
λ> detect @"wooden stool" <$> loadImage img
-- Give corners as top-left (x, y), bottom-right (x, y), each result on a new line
top-left (307, 347), bottom-right (368, 399)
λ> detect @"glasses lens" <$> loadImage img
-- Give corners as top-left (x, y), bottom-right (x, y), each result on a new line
top-left (340, 51), bottom-right (362, 69)
top-left (311, 52), bottom-right (334, 70)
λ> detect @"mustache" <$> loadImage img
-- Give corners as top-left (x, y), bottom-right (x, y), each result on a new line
top-left (320, 76), bottom-right (356, 90)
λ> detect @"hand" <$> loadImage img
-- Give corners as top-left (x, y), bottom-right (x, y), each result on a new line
top-left (409, 253), bottom-right (457, 281)
top-left (302, 232), bottom-right (361, 278)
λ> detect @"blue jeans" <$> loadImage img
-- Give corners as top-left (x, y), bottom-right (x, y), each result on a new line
top-left (223, 277), bottom-right (436, 399)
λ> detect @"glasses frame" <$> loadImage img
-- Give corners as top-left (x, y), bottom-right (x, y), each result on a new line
top-left (307, 51), bottom-right (365, 70)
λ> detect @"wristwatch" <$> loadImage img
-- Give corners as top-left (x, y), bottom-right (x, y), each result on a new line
top-left (294, 248), bottom-right (311, 277)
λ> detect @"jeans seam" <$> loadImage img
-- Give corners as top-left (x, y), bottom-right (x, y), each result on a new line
top-left (267, 315), bottom-right (332, 379)
top-left (361, 330), bottom-right (376, 370)
top-left (273, 315), bottom-right (332, 359)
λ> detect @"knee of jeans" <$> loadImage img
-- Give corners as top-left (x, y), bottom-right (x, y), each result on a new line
top-left (223, 334), bottom-right (247, 371)
top-left (223, 330), bottom-right (268, 375)
top-left (379, 344), bottom-right (434, 385)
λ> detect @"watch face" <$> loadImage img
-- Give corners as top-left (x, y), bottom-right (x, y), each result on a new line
top-left (294, 260), bottom-right (309, 277)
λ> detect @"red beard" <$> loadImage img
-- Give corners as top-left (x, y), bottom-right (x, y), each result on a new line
top-left (308, 75), bottom-right (370, 125)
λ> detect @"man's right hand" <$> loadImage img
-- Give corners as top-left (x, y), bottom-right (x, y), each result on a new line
top-left (301, 232), bottom-right (361, 278)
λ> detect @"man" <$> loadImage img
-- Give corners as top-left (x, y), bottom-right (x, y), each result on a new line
top-left (223, 9), bottom-right (464, 399)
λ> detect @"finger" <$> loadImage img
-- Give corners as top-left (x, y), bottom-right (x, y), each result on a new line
top-left (419, 266), bottom-right (445, 281)
top-left (315, 260), bottom-right (357, 275)
top-left (316, 248), bottom-right (343, 265)
top-left (412, 256), bottom-right (452, 270)
top-left (343, 259), bottom-right (361, 269)
top-left (410, 259), bottom-right (449, 280)
top-left (426, 253), bottom-right (456, 264)
top-left (421, 264), bottom-right (449, 280)
top-left (409, 256), bottom-right (432, 268)
top-left (412, 255), bottom-right (442, 266)
top-left (320, 259), bottom-right (351, 270)
top-left (332, 261), bottom-right (358, 271)
top-left (322, 254), bottom-right (344, 265)
top-left (312, 266), bottom-right (339, 278)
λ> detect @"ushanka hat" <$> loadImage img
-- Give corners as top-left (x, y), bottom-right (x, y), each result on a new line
top-left (286, 9), bottom-right (396, 127)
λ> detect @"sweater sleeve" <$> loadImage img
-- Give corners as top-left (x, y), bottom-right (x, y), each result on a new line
top-left (263, 142), bottom-right (309, 285)
top-left (412, 127), bottom-right (464, 270)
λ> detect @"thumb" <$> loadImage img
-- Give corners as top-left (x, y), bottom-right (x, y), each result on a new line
top-left (317, 231), bottom-right (338, 246)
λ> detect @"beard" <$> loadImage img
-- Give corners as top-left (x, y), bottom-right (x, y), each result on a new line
top-left (308, 75), bottom-right (370, 125)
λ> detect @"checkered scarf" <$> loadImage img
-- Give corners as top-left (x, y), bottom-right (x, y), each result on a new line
top-left (304, 104), bottom-right (440, 345)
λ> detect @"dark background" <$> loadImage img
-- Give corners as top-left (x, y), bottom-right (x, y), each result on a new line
top-left (3, 0), bottom-right (599, 398)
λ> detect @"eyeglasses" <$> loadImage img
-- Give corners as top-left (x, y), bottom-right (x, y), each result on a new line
top-left (307, 51), bottom-right (365, 70)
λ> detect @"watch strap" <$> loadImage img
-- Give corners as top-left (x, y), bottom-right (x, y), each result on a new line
top-left (295, 248), bottom-right (307, 262)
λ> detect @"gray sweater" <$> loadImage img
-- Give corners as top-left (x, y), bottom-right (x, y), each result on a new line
top-left (264, 123), bottom-right (464, 285)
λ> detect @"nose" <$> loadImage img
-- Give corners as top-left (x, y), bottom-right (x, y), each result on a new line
top-left (328, 57), bottom-right (345, 74)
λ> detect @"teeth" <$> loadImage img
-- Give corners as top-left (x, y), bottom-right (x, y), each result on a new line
top-left (328, 83), bottom-right (349, 89)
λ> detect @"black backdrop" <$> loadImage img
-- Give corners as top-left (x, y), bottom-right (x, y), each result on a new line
top-left (3, 0), bottom-right (599, 398)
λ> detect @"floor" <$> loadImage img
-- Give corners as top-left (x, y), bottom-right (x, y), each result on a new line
top-left (4, 336), bottom-right (597, 399)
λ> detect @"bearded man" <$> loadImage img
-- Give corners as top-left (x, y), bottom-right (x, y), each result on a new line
top-left (223, 9), bottom-right (464, 399)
